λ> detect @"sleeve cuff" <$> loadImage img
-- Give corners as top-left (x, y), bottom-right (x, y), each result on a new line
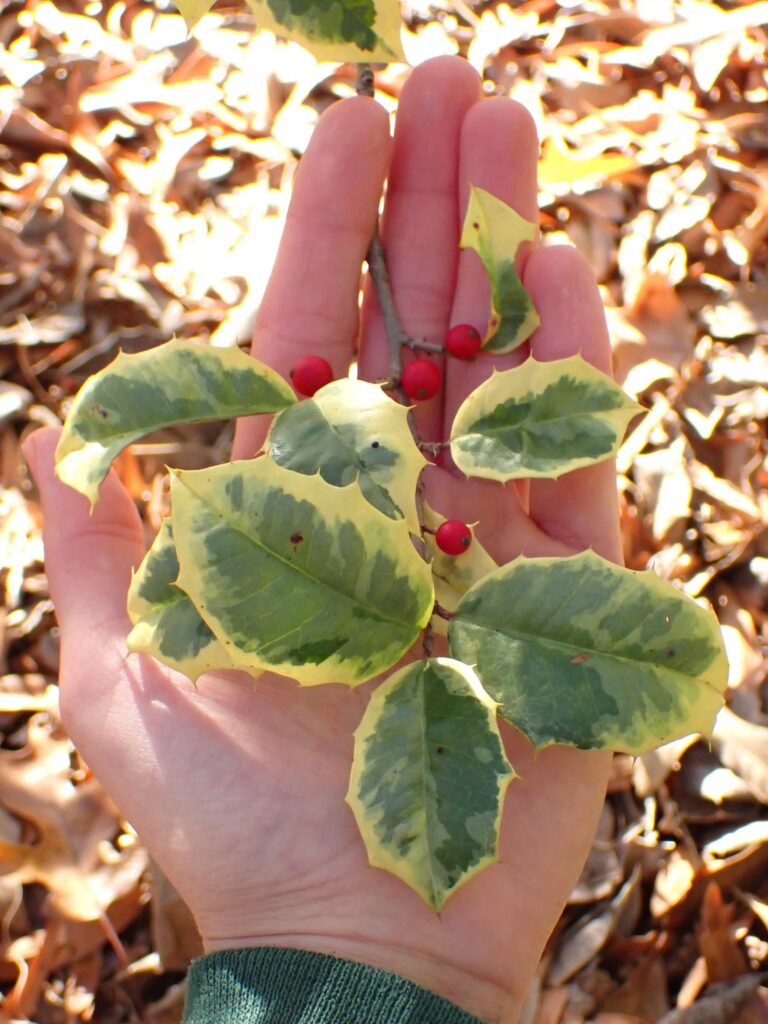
top-left (183, 946), bottom-right (486, 1024)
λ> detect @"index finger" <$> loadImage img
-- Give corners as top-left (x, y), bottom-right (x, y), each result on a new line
top-left (233, 96), bottom-right (391, 460)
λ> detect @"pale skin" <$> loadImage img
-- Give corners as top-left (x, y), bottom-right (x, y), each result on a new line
top-left (24, 56), bottom-right (622, 1024)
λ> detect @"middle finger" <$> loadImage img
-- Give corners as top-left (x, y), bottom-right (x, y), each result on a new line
top-left (357, 56), bottom-right (481, 442)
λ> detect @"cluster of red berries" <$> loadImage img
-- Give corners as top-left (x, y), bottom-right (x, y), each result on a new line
top-left (400, 324), bottom-right (482, 402)
top-left (288, 325), bottom-right (481, 556)
top-left (289, 324), bottom-right (482, 400)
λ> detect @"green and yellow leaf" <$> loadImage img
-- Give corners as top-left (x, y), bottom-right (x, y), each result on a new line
top-left (460, 185), bottom-right (539, 354)
top-left (172, 459), bottom-right (434, 686)
top-left (268, 378), bottom-right (426, 533)
top-left (174, 0), bottom-right (404, 62)
top-left (448, 550), bottom-right (728, 754)
top-left (422, 501), bottom-right (497, 637)
top-left (450, 354), bottom-right (641, 482)
top-left (55, 340), bottom-right (296, 507)
top-left (127, 519), bottom-right (237, 681)
top-left (346, 657), bottom-right (515, 911)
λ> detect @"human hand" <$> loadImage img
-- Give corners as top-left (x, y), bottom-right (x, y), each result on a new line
top-left (24, 56), bottom-right (620, 1024)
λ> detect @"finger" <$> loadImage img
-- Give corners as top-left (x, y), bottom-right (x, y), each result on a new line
top-left (23, 428), bottom-right (145, 638)
top-left (526, 246), bottom-right (622, 561)
top-left (22, 426), bottom-right (150, 746)
top-left (357, 56), bottom-right (481, 442)
top-left (427, 469), bottom-right (575, 566)
top-left (443, 97), bottom-right (539, 435)
top-left (233, 96), bottom-right (391, 460)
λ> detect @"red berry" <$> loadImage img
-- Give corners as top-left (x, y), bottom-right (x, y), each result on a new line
top-left (445, 323), bottom-right (482, 360)
top-left (290, 355), bottom-right (334, 397)
top-left (401, 357), bottom-right (441, 402)
top-left (435, 520), bottom-right (472, 556)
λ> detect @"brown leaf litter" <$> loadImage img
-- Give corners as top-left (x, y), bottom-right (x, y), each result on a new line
top-left (2, 0), bottom-right (768, 1019)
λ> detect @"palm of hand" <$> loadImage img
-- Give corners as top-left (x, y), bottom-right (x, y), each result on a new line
top-left (28, 57), bottom-right (622, 1024)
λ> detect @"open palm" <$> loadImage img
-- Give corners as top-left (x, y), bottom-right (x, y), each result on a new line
top-left (26, 57), bottom-right (622, 1024)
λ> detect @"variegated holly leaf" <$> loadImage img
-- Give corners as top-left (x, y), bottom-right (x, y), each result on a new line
top-left (174, 0), bottom-right (403, 62)
top-left (460, 186), bottom-right (539, 354)
top-left (171, 459), bottom-right (434, 686)
top-left (56, 340), bottom-right (295, 507)
top-left (450, 355), bottom-right (641, 482)
top-left (127, 519), bottom-right (237, 681)
top-left (268, 378), bottom-right (426, 532)
top-left (346, 657), bottom-right (515, 911)
top-left (422, 501), bottom-right (497, 638)
top-left (448, 550), bottom-right (729, 754)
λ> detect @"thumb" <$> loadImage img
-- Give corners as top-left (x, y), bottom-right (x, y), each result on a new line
top-left (23, 428), bottom-right (146, 639)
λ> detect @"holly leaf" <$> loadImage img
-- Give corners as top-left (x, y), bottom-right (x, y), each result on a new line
top-left (268, 378), bottom-right (426, 533)
top-left (450, 355), bottom-right (641, 482)
top-left (127, 519), bottom-right (237, 682)
top-left (448, 551), bottom-right (728, 754)
top-left (55, 340), bottom-right (295, 507)
top-left (422, 501), bottom-right (497, 638)
top-left (174, 0), bottom-right (403, 62)
top-left (460, 186), bottom-right (539, 354)
top-left (346, 658), bottom-right (515, 911)
top-left (171, 459), bottom-right (434, 686)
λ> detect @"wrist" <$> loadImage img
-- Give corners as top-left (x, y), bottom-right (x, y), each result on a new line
top-left (201, 932), bottom-right (523, 1023)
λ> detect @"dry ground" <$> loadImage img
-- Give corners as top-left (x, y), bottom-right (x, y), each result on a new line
top-left (2, 0), bottom-right (768, 1020)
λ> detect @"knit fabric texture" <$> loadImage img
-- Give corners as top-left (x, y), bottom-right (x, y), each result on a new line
top-left (183, 946), bottom-right (487, 1023)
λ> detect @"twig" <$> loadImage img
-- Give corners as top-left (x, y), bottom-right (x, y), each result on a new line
top-left (404, 336), bottom-right (444, 355)
top-left (99, 910), bottom-right (130, 970)
top-left (366, 229), bottom-right (410, 400)
top-left (355, 63), bottom-right (375, 97)
top-left (16, 343), bottom-right (58, 411)
top-left (419, 440), bottom-right (449, 457)
top-left (357, 63), bottom-right (440, 659)
top-left (423, 622), bottom-right (435, 658)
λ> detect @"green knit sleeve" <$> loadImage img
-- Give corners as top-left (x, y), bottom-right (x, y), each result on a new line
top-left (183, 947), bottom-right (487, 1024)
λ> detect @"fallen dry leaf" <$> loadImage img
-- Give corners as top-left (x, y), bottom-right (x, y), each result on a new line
top-left (0, 714), bottom-right (147, 922)
top-left (697, 882), bottom-right (749, 983)
top-left (3, 0), bottom-right (768, 1018)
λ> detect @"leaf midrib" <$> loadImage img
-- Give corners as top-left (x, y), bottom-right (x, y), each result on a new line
top-left (83, 355), bottom-right (289, 442)
top-left (453, 617), bottom-right (723, 696)
top-left (456, 399), bottom-right (631, 443)
top-left (295, 0), bottom-right (385, 52)
top-left (274, 398), bottom-right (414, 518)
top-left (417, 667), bottom-right (440, 909)
top-left (314, 404), bottom-right (389, 494)
top-left (188, 482), bottom-right (424, 633)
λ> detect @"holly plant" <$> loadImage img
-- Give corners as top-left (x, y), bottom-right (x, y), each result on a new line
top-left (54, 184), bottom-right (728, 912)
top-left (171, 0), bottom-right (403, 64)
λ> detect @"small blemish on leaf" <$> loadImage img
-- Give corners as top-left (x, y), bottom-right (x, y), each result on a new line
top-left (472, 221), bottom-right (479, 230)
top-left (666, 648), bottom-right (676, 658)
top-left (436, 746), bottom-right (445, 754)
top-left (570, 653), bottom-right (591, 664)
top-left (290, 532), bottom-right (304, 545)
top-left (93, 405), bottom-right (109, 419)
top-left (372, 441), bottom-right (380, 448)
